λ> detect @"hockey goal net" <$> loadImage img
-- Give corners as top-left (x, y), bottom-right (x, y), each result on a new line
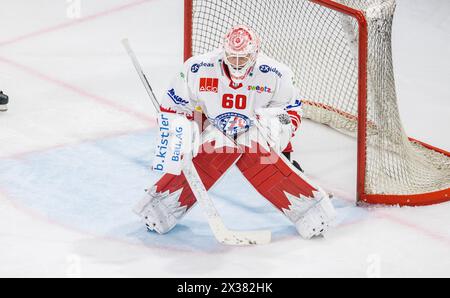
top-left (184, 0), bottom-right (450, 206)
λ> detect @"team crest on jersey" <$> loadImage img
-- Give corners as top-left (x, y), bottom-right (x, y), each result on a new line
top-left (259, 65), bottom-right (283, 78)
top-left (191, 62), bottom-right (214, 73)
top-left (215, 112), bottom-right (252, 136)
top-left (199, 78), bottom-right (219, 93)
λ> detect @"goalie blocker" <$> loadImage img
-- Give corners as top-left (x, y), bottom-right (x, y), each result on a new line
top-left (134, 121), bottom-right (336, 240)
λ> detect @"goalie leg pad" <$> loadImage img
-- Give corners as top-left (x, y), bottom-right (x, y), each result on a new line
top-left (236, 132), bottom-right (318, 212)
top-left (236, 127), bottom-right (336, 238)
top-left (135, 127), bottom-right (242, 233)
top-left (133, 187), bottom-right (181, 234)
top-left (295, 196), bottom-right (336, 239)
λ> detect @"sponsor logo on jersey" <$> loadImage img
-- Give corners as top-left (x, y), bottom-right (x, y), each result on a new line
top-left (259, 65), bottom-right (283, 78)
top-left (199, 78), bottom-right (219, 93)
top-left (248, 85), bottom-right (272, 94)
top-left (191, 62), bottom-right (215, 73)
top-left (214, 112), bottom-right (252, 136)
top-left (167, 88), bottom-right (189, 106)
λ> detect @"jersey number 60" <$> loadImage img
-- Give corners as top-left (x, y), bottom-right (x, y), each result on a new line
top-left (222, 94), bottom-right (247, 110)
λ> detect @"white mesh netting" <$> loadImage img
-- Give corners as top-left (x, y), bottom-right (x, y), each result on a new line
top-left (189, 0), bottom-right (450, 196)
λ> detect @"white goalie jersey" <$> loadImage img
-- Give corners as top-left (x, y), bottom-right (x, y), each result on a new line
top-left (159, 49), bottom-right (302, 145)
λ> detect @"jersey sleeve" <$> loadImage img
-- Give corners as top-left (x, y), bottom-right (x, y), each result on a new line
top-left (159, 60), bottom-right (198, 118)
top-left (285, 91), bottom-right (303, 132)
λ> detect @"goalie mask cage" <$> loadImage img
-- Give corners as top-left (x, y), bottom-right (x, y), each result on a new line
top-left (184, 0), bottom-right (450, 206)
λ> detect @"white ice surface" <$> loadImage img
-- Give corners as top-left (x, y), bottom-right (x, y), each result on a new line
top-left (0, 0), bottom-right (449, 277)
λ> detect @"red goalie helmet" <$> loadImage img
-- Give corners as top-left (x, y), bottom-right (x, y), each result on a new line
top-left (223, 25), bottom-right (261, 83)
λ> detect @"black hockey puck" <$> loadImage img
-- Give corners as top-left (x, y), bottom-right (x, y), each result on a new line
top-left (0, 91), bottom-right (8, 112)
top-left (0, 91), bottom-right (8, 105)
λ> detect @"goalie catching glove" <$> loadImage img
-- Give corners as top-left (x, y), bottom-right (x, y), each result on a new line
top-left (256, 107), bottom-right (293, 153)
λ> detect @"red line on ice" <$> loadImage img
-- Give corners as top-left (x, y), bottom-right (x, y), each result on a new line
top-left (0, 186), bottom-right (212, 255)
top-left (0, 0), bottom-right (153, 47)
top-left (0, 1), bottom-right (159, 158)
top-left (374, 210), bottom-right (450, 247)
top-left (4, 127), bottom-right (155, 160)
top-left (328, 187), bottom-right (450, 247)
top-left (0, 56), bottom-right (155, 124)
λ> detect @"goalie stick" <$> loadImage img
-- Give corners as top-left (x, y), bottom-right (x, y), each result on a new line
top-left (122, 38), bottom-right (272, 246)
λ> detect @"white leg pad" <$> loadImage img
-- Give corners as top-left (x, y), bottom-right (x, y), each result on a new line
top-left (295, 196), bottom-right (336, 239)
top-left (133, 188), bottom-right (182, 234)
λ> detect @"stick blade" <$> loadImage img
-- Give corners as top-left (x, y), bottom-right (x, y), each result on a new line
top-left (208, 217), bottom-right (272, 246)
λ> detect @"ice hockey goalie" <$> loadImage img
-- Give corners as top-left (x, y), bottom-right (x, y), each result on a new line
top-left (134, 25), bottom-right (337, 240)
